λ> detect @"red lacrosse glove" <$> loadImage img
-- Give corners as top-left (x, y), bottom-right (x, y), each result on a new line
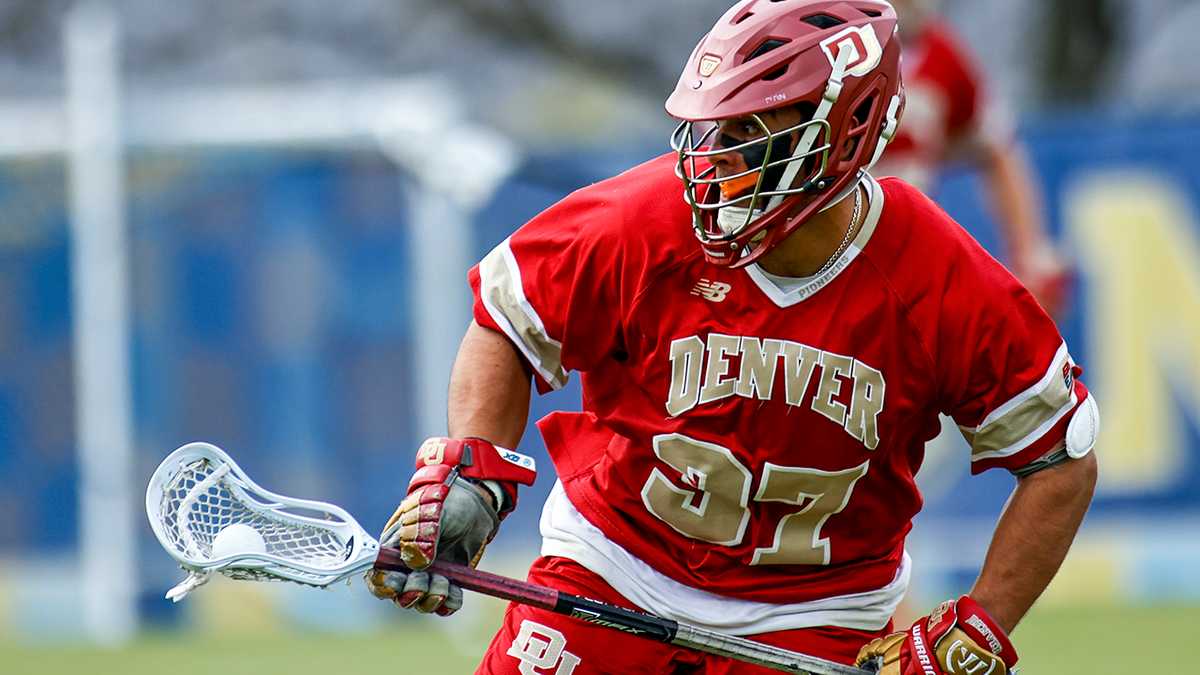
top-left (365, 437), bottom-right (536, 616)
top-left (385, 476), bottom-right (499, 570)
top-left (364, 479), bottom-right (496, 615)
top-left (391, 437), bottom-right (535, 568)
top-left (856, 596), bottom-right (1018, 675)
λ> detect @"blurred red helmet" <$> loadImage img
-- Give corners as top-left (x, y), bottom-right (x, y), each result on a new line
top-left (666, 0), bottom-right (904, 268)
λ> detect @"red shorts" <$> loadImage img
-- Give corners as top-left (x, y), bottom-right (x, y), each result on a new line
top-left (476, 556), bottom-right (892, 674)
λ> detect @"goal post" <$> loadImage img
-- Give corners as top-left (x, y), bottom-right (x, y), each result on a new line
top-left (66, 2), bottom-right (136, 647)
top-left (0, 1), bottom-right (516, 645)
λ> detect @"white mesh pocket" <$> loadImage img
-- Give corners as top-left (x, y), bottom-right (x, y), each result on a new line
top-left (147, 442), bottom-right (378, 590)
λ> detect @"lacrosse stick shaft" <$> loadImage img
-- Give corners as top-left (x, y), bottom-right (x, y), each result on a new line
top-left (375, 549), bottom-right (873, 675)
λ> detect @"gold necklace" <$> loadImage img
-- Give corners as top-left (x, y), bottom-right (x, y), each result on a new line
top-left (814, 184), bottom-right (863, 276)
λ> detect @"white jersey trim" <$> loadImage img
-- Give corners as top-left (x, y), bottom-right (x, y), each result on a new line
top-left (539, 480), bottom-right (908, 635)
top-left (973, 342), bottom-right (1070, 430)
top-left (745, 175), bottom-right (884, 309)
top-left (964, 342), bottom-right (1079, 462)
top-left (478, 238), bottom-right (569, 390)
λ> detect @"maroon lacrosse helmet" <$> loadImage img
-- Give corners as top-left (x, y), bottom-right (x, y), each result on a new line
top-left (666, 0), bottom-right (904, 268)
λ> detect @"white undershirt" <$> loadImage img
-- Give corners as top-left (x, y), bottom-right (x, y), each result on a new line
top-left (756, 267), bottom-right (819, 294)
top-left (538, 480), bottom-right (909, 636)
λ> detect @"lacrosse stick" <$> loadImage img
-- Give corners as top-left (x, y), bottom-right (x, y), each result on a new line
top-left (147, 442), bottom-right (877, 675)
top-left (146, 442), bottom-right (381, 599)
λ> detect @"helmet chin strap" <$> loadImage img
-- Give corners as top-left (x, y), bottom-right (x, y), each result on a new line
top-left (818, 173), bottom-right (863, 212)
top-left (716, 204), bottom-right (762, 235)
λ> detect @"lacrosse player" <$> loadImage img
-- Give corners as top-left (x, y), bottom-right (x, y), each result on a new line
top-left (367, 1), bottom-right (1098, 673)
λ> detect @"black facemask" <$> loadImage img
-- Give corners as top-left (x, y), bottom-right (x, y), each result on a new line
top-left (718, 132), bottom-right (796, 196)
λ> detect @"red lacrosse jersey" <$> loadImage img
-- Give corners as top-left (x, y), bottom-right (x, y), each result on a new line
top-left (469, 153), bottom-right (1086, 606)
top-left (873, 18), bottom-right (1010, 192)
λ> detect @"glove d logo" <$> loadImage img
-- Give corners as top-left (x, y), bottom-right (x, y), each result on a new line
top-left (417, 438), bottom-right (446, 465)
top-left (507, 620), bottom-right (581, 675)
top-left (927, 599), bottom-right (953, 628)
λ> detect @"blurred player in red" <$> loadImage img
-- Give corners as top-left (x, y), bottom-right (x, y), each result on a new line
top-left (874, 0), bottom-right (1071, 316)
top-left (365, 1), bottom-right (1098, 673)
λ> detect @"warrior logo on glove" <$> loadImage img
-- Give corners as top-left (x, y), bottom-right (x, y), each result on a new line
top-left (856, 596), bottom-right (1017, 675)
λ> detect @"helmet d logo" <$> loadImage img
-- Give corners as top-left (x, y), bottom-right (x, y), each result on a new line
top-left (699, 54), bottom-right (722, 77)
top-left (819, 25), bottom-right (883, 78)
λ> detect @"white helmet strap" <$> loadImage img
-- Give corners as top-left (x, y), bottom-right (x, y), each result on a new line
top-left (765, 42), bottom-right (852, 212)
top-left (865, 93), bottom-right (903, 170)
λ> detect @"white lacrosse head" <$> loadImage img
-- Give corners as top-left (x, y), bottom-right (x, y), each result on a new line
top-left (146, 442), bottom-right (380, 599)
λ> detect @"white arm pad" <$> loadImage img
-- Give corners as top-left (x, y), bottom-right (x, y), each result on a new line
top-left (1065, 393), bottom-right (1099, 459)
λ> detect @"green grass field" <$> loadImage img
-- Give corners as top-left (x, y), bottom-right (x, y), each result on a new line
top-left (3, 603), bottom-right (1198, 674)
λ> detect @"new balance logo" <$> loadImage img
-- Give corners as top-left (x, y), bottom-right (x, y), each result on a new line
top-left (691, 279), bottom-right (732, 302)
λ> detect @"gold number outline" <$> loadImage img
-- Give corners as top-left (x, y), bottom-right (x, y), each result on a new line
top-left (640, 432), bottom-right (869, 565)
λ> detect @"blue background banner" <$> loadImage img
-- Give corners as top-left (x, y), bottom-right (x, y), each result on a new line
top-left (1, 111), bottom-right (1198, 626)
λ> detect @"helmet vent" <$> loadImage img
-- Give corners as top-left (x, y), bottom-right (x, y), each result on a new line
top-left (801, 13), bottom-right (846, 29)
top-left (745, 38), bottom-right (789, 63)
top-left (746, 38), bottom-right (790, 80)
top-left (735, 11), bottom-right (755, 24)
top-left (861, 10), bottom-right (882, 17)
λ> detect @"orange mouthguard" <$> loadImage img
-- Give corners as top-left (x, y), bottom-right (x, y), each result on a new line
top-left (719, 172), bottom-right (761, 201)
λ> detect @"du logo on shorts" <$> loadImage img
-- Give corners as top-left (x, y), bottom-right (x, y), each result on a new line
top-left (507, 620), bottom-right (582, 675)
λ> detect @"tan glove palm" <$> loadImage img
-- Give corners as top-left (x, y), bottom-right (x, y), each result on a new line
top-left (855, 632), bottom-right (905, 675)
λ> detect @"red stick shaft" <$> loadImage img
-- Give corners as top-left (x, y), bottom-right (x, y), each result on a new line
top-left (374, 547), bottom-right (559, 611)
top-left (371, 547), bottom-right (872, 675)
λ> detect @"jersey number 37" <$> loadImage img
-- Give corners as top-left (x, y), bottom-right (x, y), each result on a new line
top-left (640, 433), bottom-right (868, 565)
